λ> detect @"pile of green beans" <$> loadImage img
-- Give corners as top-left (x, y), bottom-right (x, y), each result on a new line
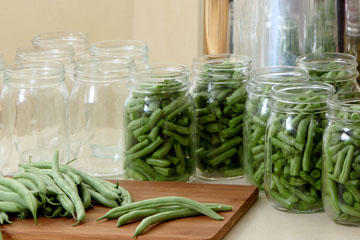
top-left (0, 151), bottom-right (131, 228)
top-left (323, 94), bottom-right (360, 224)
top-left (192, 61), bottom-right (249, 178)
top-left (98, 196), bottom-right (232, 237)
top-left (124, 79), bottom-right (195, 182)
top-left (265, 86), bottom-right (332, 212)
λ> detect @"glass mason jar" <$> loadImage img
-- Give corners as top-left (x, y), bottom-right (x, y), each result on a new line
top-left (90, 40), bottom-right (148, 64)
top-left (123, 64), bottom-right (195, 182)
top-left (264, 82), bottom-right (334, 213)
top-left (70, 57), bottom-right (132, 178)
top-left (244, 66), bottom-right (309, 190)
top-left (1, 61), bottom-right (69, 164)
top-left (191, 54), bottom-right (252, 180)
top-left (296, 52), bottom-right (359, 93)
top-left (32, 31), bottom-right (90, 60)
top-left (16, 46), bottom-right (75, 91)
top-left (323, 92), bottom-right (360, 225)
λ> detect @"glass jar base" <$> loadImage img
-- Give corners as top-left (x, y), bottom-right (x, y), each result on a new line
top-left (197, 170), bottom-right (244, 181)
top-left (270, 202), bottom-right (324, 214)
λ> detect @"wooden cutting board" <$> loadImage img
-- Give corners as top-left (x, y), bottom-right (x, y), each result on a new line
top-left (0, 180), bottom-right (258, 240)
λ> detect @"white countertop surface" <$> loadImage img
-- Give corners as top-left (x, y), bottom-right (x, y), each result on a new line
top-left (194, 177), bottom-right (360, 240)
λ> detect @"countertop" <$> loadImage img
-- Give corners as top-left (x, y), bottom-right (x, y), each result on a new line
top-left (194, 177), bottom-right (360, 240)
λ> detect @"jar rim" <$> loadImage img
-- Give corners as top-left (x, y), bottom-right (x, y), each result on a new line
top-left (129, 63), bottom-right (189, 92)
top-left (16, 46), bottom-right (74, 64)
top-left (296, 52), bottom-right (358, 71)
top-left (32, 31), bottom-right (89, 48)
top-left (75, 56), bottom-right (133, 82)
top-left (90, 40), bottom-right (148, 63)
top-left (192, 54), bottom-right (252, 70)
top-left (327, 91), bottom-right (360, 122)
top-left (270, 82), bottom-right (335, 112)
top-left (4, 61), bottom-right (65, 87)
top-left (247, 66), bottom-right (309, 96)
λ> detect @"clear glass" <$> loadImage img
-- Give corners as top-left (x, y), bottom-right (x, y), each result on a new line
top-left (90, 40), bottom-right (148, 64)
top-left (345, 15), bottom-right (360, 88)
top-left (264, 82), bottom-right (334, 213)
top-left (244, 66), bottom-right (309, 190)
top-left (16, 46), bottom-right (75, 91)
top-left (233, 0), bottom-right (338, 67)
top-left (32, 31), bottom-right (90, 60)
top-left (123, 64), bottom-right (195, 182)
top-left (296, 52), bottom-right (359, 92)
top-left (70, 57), bottom-right (132, 178)
top-left (191, 54), bottom-right (252, 180)
top-left (1, 61), bottom-right (69, 165)
top-left (323, 92), bottom-right (360, 225)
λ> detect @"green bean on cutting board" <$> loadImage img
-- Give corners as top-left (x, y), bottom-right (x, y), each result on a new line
top-left (98, 196), bottom-right (232, 237)
top-left (0, 150), bottom-right (132, 230)
top-left (192, 60), bottom-right (250, 179)
top-left (124, 78), bottom-right (195, 182)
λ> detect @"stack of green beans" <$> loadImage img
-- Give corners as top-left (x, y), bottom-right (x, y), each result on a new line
top-left (98, 196), bottom-right (232, 237)
top-left (244, 67), bottom-right (309, 190)
top-left (296, 52), bottom-right (359, 93)
top-left (264, 82), bottom-right (334, 212)
top-left (124, 64), bottom-right (195, 182)
top-left (323, 92), bottom-right (360, 225)
top-left (0, 151), bottom-right (131, 228)
top-left (191, 54), bottom-right (252, 179)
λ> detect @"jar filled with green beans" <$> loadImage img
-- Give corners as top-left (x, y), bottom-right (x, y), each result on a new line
top-left (191, 54), bottom-right (252, 180)
top-left (296, 52), bottom-right (359, 93)
top-left (264, 82), bottom-right (334, 213)
top-left (123, 64), bottom-right (195, 182)
top-left (244, 66), bottom-right (309, 190)
top-left (323, 92), bottom-right (360, 225)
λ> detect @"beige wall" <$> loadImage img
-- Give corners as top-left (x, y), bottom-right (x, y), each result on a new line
top-left (0, 0), bottom-right (203, 67)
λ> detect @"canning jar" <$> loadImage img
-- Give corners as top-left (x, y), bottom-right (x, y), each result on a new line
top-left (264, 82), bottom-right (334, 213)
top-left (296, 52), bottom-right (359, 92)
top-left (191, 54), bottom-right (252, 180)
top-left (16, 46), bottom-right (75, 91)
top-left (70, 57), bottom-right (132, 178)
top-left (124, 64), bottom-right (195, 182)
top-left (323, 92), bottom-right (360, 225)
top-left (32, 31), bottom-right (90, 60)
top-left (90, 40), bottom-right (148, 64)
top-left (244, 66), bottom-right (309, 190)
top-left (1, 61), bottom-right (69, 164)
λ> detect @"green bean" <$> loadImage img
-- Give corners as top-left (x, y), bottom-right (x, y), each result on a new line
top-left (98, 196), bottom-right (223, 221)
top-left (146, 158), bottom-right (171, 167)
top-left (0, 212), bottom-right (12, 224)
top-left (302, 119), bottom-right (316, 171)
top-left (51, 151), bottom-right (85, 226)
top-left (133, 204), bottom-right (231, 237)
top-left (79, 183), bottom-right (92, 209)
top-left (0, 177), bottom-right (38, 224)
top-left (0, 202), bottom-right (25, 213)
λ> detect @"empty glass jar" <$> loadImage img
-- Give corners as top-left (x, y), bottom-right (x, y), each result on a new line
top-left (191, 54), bottom-right (252, 180)
top-left (244, 66), bottom-right (309, 190)
top-left (1, 61), bottom-right (69, 165)
top-left (296, 52), bottom-right (359, 92)
top-left (16, 46), bottom-right (75, 91)
top-left (90, 40), bottom-right (148, 64)
top-left (123, 64), bottom-right (195, 182)
top-left (32, 31), bottom-right (90, 60)
top-left (323, 92), bottom-right (360, 225)
top-left (264, 82), bottom-right (334, 213)
top-left (70, 57), bottom-right (132, 178)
